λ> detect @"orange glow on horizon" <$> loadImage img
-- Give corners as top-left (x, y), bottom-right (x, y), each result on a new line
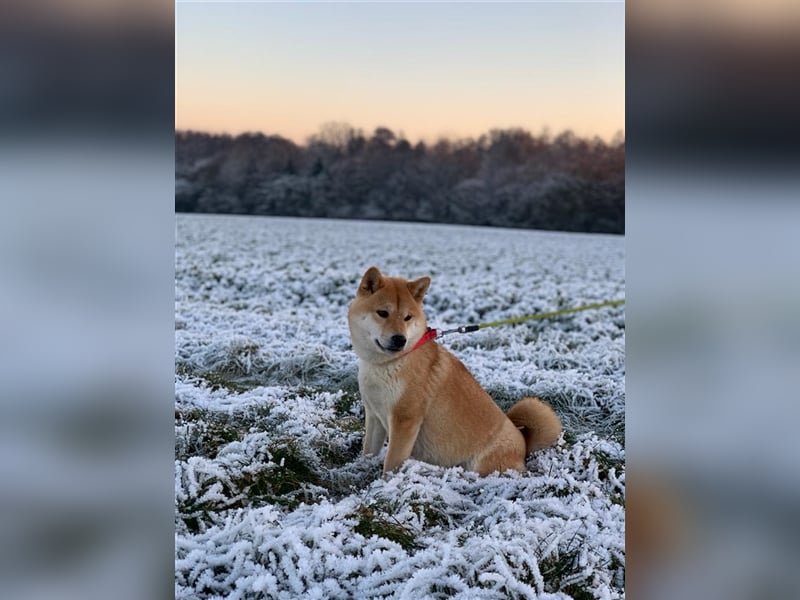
top-left (176, 2), bottom-right (624, 145)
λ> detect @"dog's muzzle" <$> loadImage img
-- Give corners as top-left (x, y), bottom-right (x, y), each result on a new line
top-left (376, 334), bottom-right (407, 353)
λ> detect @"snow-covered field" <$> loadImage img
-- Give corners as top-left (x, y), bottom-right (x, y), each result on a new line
top-left (175, 214), bottom-right (625, 599)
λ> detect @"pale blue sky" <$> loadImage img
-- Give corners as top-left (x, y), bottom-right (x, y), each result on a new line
top-left (177, 1), bottom-right (624, 143)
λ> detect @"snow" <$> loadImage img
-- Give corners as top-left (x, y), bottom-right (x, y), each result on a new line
top-left (175, 214), bottom-right (625, 598)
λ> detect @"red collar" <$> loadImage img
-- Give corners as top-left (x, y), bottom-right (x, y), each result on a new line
top-left (407, 328), bottom-right (437, 354)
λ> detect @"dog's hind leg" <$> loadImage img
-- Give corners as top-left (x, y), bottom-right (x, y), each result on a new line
top-left (472, 419), bottom-right (527, 476)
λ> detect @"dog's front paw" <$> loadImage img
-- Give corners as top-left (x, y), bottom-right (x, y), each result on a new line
top-left (381, 466), bottom-right (400, 479)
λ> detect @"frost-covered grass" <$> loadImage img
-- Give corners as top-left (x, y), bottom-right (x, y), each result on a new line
top-left (175, 214), bottom-right (625, 599)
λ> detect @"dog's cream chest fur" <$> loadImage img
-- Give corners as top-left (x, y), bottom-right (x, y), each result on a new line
top-left (358, 359), bottom-right (405, 426)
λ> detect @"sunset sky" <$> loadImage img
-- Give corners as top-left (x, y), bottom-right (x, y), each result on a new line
top-left (176, 1), bottom-right (624, 144)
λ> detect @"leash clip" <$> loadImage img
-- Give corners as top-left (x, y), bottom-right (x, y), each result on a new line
top-left (436, 324), bottom-right (480, 338)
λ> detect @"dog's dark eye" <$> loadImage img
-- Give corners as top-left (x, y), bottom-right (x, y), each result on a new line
top-left (404, 315), bottom-right (412, 321)
top-left (376, 310), bottom-right (389, 318)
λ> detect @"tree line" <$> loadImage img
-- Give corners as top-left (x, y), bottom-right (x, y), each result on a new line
top-left (176, 123), bottom-right (624, 233)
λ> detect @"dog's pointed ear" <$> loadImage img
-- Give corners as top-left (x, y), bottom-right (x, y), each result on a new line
top-left (358, 266), bottom-right (385, 296)
top-left (407, 276), bottom-right (431, 302)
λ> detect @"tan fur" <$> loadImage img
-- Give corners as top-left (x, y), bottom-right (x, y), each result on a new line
top-left (348, 266), bottom-right (562, 477)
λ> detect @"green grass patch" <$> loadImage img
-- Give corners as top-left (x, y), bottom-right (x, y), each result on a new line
top-left (539, 549), bottom-right (581, 594)
top-left (176, 363), bottom-right (254, 393)
top-left (176, 437), bottom-right (326, 532)
top-left (593, 449), bottom-right (624, 481)
top-left (561, 584), bottom-right (596, 600)
top-left (241, 439), bottom-right (323, 510)
top-left (175, 405), bottom-right (273, 460)
top-left (353, 502), bottom-right (419, 551)
top-left (332, 391), bottom-right (361, 417)
top-left (409, 501), bottom-right (451, 529)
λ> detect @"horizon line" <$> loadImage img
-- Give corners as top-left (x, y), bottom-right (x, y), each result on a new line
top-left (175, 124), bottom-right (626, 146)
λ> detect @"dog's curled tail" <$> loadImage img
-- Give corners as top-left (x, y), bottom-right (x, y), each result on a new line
top-left (507, 397), bottom-right (562, 454)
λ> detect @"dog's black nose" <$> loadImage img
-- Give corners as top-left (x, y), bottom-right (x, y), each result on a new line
top-left (389, 334), bottom-right (407, 349)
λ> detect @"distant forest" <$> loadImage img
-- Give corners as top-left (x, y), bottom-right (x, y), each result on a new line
top-left (176, 124), bottom-right (624, 234)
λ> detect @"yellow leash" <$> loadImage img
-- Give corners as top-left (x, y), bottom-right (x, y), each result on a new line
top-left (479, 298), bottom-right (625, 329)
top-left (435, 298), bottom-right (625, 338)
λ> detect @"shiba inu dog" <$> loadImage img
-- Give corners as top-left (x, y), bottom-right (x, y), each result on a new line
top-left (348, 266), bottom-right (562, 477)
